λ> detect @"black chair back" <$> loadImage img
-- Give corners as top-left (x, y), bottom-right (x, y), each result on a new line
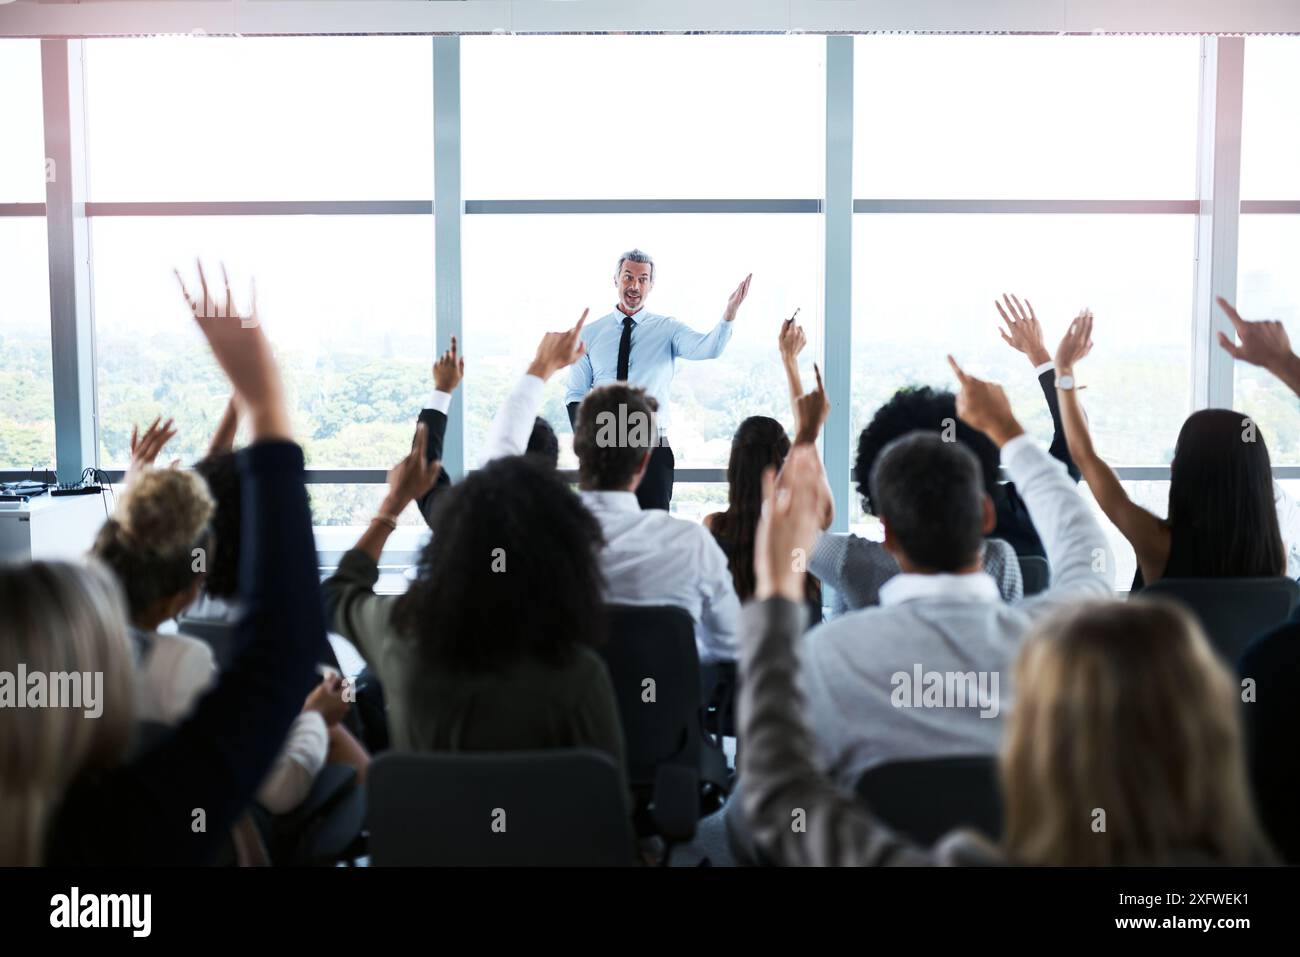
top-left (599, 605), bottom-right (730, 844)
top-left (1139, 576), bottom-right (1300, 662)
top-left (175, 616), bottom-right (238, 670)
top-left (599, 605), bottom-right (727, 789)
top-left (366, 749), bottom-right (634, 866)
top-left (855, 755), bottom-right (1003, 847)
top-left (1017, 555), bottom-right (1050, 597)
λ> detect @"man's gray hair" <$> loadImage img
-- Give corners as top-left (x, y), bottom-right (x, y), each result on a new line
top-left (616, 248), bottom-right (655, 281)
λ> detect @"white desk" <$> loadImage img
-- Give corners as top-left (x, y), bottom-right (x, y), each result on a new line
top-left (0, 492), bottom-right (112, 563)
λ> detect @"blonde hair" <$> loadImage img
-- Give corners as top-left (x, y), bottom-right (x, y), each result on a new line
top-left (92, 468), bottom-right (214, 622)
top-left (1000, 598), bottom-right (1270, 866)
top-left (0, 560), bottom-right (137, 865)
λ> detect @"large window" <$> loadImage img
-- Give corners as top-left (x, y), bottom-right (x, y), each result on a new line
top-left (1234, 38), bottom-right (1300, 464)
top-left (849, 214), bottom-right (1195, 463)
top-left (460, 34), bottom-right (825, 480)
top-left (461, 213), bottom-right (822, 469)
top-left (461, 35), bottom-right (825, 200)
top-left (12, 32), bottom-right (1300, 554)
top-left (853, 36), bottom-right (1200, 200)
top-left (90, 215), bottom-right (434, 470)
top-left (851, 35), bottom-right (1201, 473)
top-left (79, 37), bottom-right (435, 526)
top-left (84, 37), bottom-right (433, 201)
top-left (0, 40), bottom-right (54, 472)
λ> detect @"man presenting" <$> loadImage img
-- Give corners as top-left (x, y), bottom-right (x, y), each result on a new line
top-left (565, 248), bottom-right (752, 510)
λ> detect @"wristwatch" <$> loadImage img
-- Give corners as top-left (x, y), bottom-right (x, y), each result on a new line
top-left (1057, 373), bottom-right (1076, 391)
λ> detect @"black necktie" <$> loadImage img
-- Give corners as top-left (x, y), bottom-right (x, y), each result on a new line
top-left (616, 314), bottom-right (634, 382)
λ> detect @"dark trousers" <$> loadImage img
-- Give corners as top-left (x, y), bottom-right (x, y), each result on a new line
top-left (636, 440), bottom-right (675, 511)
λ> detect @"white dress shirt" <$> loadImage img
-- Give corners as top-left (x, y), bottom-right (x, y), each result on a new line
top-left (579, 489), bottom-right (741, 663)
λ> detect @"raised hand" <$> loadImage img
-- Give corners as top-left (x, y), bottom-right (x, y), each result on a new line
top-left (1216, 297), bottom-right (1295, 370)
top-left (527, 309), bottom-right (589, 381)
top-left (126, 415), bottom-right (178, 482)
top-left (1054, 309), bottom-right (1094, 374)
top-left (794, 363), bottom-right (830, 445)
top-left (723, 273), bottom-right (753, 323)
top-left (176, 260), bottom-right (289, 442)
top-left (778, 313), bottom-right (807, 364)
top-left (433, 335), bottom-right (466, 393)
top-left (753, 444), bottom-right (825, 603)
top-left (383, 422), bottom-right (441, 511)
top-left (947, 355), bottom-right (1024, 448)
top-left (995, 293), bottom-right (1051, 367)
top-left (207, 395), bottom-right (240, 458)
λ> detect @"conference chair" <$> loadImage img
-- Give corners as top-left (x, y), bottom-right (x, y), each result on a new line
top-left (1238, 626), bottom-right (1300, 864)
top-left (366, 750), bottom-right (635, 866)
top-left (175, 615), bottom-right (239, 671)
top-left (1139, 576), bottom-right (1300, 663)
top-left (1016, 555), bottom-right (1050, 597)
top-left (854, 755), bottom-right (1003, 847)
top-left (600, 605), bottom-right (731, 853)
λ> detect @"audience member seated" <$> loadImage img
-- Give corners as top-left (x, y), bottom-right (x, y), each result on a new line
top-left (92, 453), bottom-right (215, 725)
top-left (574, 383), bottom-right (741, 664)
top-left (800, 357), bottom-right (1115, 790)
top-left (93, 421), bottom-right (367, 824)
top-left (189, 421), bottom-right (371, 795)
top-left (812, 293), bottom-right (1083, 617)
top-left (706, 318), bottom-right (831, 623)
top-left (0, 261), bottom-right (324, 865)
top-left (414, 325), bottom-right (572, 526)
top-left (738, 443), bottom-right (1274, 866)
top-left (1055, 304), bottom-right (1285, 590)
top-left (322, 435), bottom-right (627, 792)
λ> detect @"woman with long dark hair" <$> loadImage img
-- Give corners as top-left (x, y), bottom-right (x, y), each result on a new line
top-left (707, 416), bottom-right (821, 614)
top-left (705, 317), bottom-right (829, 618)
top-left (1055, 307), bottom-right (1285, 587)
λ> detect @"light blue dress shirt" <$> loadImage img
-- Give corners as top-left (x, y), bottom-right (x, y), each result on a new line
top-left (563, 306), bottom-right (735, 431)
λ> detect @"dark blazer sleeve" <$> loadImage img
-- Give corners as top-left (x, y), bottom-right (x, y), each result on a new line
top-left (1038, 366), bottom-right (1081, 482)
top-left (416, 407), bottom-right (453, 530)
top-left (49, 441), bottom-right (324, 865)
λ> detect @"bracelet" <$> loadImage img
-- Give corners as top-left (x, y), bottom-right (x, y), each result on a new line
top-left (370, 513), bottom-right (398, 531)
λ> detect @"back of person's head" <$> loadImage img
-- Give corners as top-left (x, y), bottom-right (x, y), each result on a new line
top-left (854, 386), bottom-right (1000, 515)
top-left (393, 455), bottom-right (607, 675)
top-left (870, 432), bottom-right (987, 572)
top-left (192, 452), bottom-right (240, 600)
top-left (573, 384), bottom-right (658, 491)
top-left (0, 560), bottom-right (136, 865)
top-left (526, 416), bottom-right (560, 470)
top-left (91, 468), bottom-right (215, 624)
top-left (1002, 598), bottom-right (1270, 866)
top-left (1166, 408), bottom-right (1285, 577)
top-left (714, 416), bottom-right (792, 600)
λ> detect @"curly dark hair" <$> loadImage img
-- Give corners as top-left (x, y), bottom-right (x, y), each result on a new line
top-left (392, 455), bottom-right (607, 675)
top-left (574, 384), bottom-right (658, 491)
top-left (192, 452), bottom-right (241, 600)
top-left (854, 386), bottom-right (1001, 515)
top-left (526, 416), bottom-right (560, 469)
